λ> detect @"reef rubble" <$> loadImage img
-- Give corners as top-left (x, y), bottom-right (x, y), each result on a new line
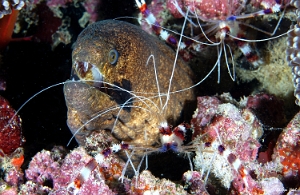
top-left (1, 0), bottom-right (300, 194)
top-left (0, 93), bottom-right (299, 194)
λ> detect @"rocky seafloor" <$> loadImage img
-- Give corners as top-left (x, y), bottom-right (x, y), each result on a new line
top-left (1, 0), bottom-right (300, 194)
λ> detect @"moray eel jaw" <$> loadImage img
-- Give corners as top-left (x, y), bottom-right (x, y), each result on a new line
top-left (65, 20), bottom-right (195, 149)
top-left (73, 61), bottom-right (103, 88)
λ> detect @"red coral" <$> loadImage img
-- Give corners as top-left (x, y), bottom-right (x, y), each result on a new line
top-left (273, 111), bottom-right (300, 178)
top-left (0, 96), bottom-right (23, 155)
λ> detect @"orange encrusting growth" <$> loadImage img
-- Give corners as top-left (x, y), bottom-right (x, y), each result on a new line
top-left (11, 154), bottom-right (24, 169)
top-left (100, 162), bottom-right (123, 181)
top-left (0, 9), bottom-right (19, 51)
top-left (278, 146), bottom-right (300, 175)
top-left (273, 111), bottom-right (300, 178)
top-left (131, 184), bottom-right (151, 195)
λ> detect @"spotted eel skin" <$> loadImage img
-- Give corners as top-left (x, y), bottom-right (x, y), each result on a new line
top-left (64, 20), bottom-right (195, 147)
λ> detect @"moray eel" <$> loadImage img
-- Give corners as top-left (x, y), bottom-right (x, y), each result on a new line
top-left (64, 20), bottom-right (195, 148)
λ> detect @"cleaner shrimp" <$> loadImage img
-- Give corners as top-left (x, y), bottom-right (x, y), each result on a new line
top-left (63, 8), bottom-right (288, 194)
top-left (2, 1), bottom-right (298, 194)
top-left (62, 1), bottom-right (300, 194)
top-left (135, 0), bottom-right (296, 85)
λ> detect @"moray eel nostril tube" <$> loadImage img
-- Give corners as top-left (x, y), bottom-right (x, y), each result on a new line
top-left (63, 19), bottom-right (195, 149)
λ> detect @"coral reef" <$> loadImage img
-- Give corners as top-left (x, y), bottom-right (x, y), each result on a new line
top-left (192, 95), bottom-right (263, 190)
top-left (0, 0), bottom-right (102, 51)
top-left (1, 92), bottom-right (300, 194)
top-left (246, 93), bottom-right (286, 127)
top-left (130, 170), bottom-right (187, 194)
top-left (140, 0), bottom-right (293, 62)
top-left (273, 111), bottom-right (300, 179)
top-left (135, 0), bottom-right (297, 97)
top-left (0, 95), bottom-right (23, 155)
top-left (191, 94), bottom-right (288, 194)
top-left (21, 146), bottom-right (116, 194)
top-left (0, 147), bottom-right (24, 193)
top-left (2, 0), bottom-right (300, 194)
top-left (7, 144), bottom-right (190, 194)
top-left (182, 171), bottom-right (209, 194)
top-left (138, 0), bottom-right (171, 35)
top-left (237, 37), bottom-right (294, 101)
top-left (167, 0), bottom-right (242, 20)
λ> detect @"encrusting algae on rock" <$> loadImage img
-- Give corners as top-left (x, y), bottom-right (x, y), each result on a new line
top-left (236, 37), bottom-right (294, 101)
top-left (2, 0), bottom-right (300, 194)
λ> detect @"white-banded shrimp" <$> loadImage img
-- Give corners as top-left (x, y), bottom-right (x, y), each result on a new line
top-left (135, 0), bottom-right (296, 88)
top-left (1, 1), bottom-right (299, 194)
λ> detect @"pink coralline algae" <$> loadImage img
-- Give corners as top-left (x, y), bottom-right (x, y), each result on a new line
top-left (2, 94), bottom-right (300, 194)
top-left (192, 95), bottom-right (263, 163)
top-left (24, 149), bottom-right (60, 185)
top-left (130, 170), bottom-right (187, 195)
top-left (0, 148), bottom-right (24, 187)
top-left (43, 0), bottom-right (100, 23)
top-left (191, 94), bottom-right (287, 194)
top-left (166, 0), bottom-right (291, 21)
top-left (0, 148), bottom-right (24, 194)
top-left (82, 0), bottom-right (101, 24)
top-left (250, 0), bottom-right (291, 9)
top-left (167, 0), bottom-right (242, 20)
top-left (42, 0), bottom-right (100, 23)
top-left (45, 0), bottom-right (72, 8)
top-left (22, 146), bottom-right (114, 194)
top-left (190, 96), bottom-right (221, 139)
top-left (182, 171), bottom-right (209, 195)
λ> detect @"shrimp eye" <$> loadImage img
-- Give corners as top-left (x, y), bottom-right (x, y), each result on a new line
top-left (108, 49), bottom-right (119, 65)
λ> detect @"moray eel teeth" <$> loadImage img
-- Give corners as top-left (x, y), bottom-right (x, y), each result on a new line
top-left (74, 61), bottom-right (103, 88)
top-left (65, 19), bottom-right (195, 151)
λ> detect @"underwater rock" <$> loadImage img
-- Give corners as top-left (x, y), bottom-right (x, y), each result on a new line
top-left (183, 171), bottom-right (209, 195)
top-left (130, 170), bottom-right (187, 194)
top-left (246, 93), bottom-right (286, 127)
top-left (167, 0), bottom-right (242, 20)
top-left (0, 148), bottom-right (24, 194)
top-left (2, 93), bottom-right (300, 194)
top-left (0, 96), bottom-right (23, 155)
top-left (23, 146), bottom-right (116, 194)
top-left (273, 110), bottom-right (300, 179)
top-left (190, 93), bottom-right (289, 194)
top-left (236, 37), bottom-right (294, 101)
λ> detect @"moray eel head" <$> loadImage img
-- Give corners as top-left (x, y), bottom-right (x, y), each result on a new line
top-left (64, 20), bottom-right (195, 150)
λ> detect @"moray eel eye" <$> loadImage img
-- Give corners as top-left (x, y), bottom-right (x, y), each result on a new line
top-left (108, 49), bottom-right (119, 65)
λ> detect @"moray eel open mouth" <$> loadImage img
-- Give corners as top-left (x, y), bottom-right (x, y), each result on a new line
top-left (72, 61), bottom-right (104, 89)
top-left (71, 60), bottom-right (133, 108)
top-left (65, 20), bottom-right (195, 148)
